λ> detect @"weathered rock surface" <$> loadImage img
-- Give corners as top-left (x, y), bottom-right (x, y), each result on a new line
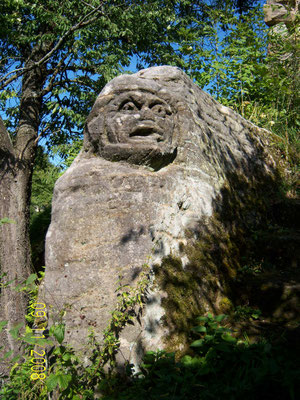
top-left (43, 66), bottom-right (279, 366)
top-left (264, 0), bottom-right (298, 27)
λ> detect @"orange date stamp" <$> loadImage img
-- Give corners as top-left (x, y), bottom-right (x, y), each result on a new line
top-left (29, 302), bottom-right (48, 381)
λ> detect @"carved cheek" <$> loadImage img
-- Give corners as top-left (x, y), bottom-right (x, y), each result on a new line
top-left (157, 117), bottom-right (174, 137)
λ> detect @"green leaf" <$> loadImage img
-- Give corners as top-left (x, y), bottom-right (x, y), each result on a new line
top-left (221, 333), bottom-right (237, 343)
top-left (214, 314), bottom-right (226, 322)
top-left (0, 320), bottom-right (8, 333)
top-left (9, 322), bottom-right (24, 339)
top-left (58, 373), bottom-right (72, 390)
top-left (25, 274), bottom-right (37, 285)
top-left (190, 339), bottom-right (204, 348)
top-left (25, 325), bottom-right (33, 334)
top-left (181, 355), bottom-right (193, 365)
top-left (51, 323), bottom-right (65, 344)
top-left (62, 352), bottom-right (71, 361)
top-left (46, 374), bottom-right (59, 391)
top-left (181, 355), bottom-right (203, 367)
top-left (192, 326), bottom-right (207, 333)
top-left (53, 346), bottom-right (63, 356)
top-left (22, 333), bottom-right (53, 347)
top-left (141, 363), bottom-right (152, 369)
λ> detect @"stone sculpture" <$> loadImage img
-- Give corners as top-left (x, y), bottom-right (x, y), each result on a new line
top-left (43, 66), bottom-right (277, 367)
top-left (84, 77), bottom-right (177, 169)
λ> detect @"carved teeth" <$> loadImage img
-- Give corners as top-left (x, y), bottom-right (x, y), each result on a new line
top-left (129, 126), bottom-right (163, 142)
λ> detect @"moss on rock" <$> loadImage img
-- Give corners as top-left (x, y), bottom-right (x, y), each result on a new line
top-left (152, 144), bottom-right (291, 352)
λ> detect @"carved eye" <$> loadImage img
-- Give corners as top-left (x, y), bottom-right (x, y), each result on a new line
top-left (150, 103), bottom-right (168, 117)
top-left (120, 101), bottom-right (138, 111)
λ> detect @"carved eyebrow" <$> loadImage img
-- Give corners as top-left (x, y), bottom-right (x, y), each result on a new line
top-left (148, 100), bottom-right (165, 107)
top-left (119, 97), bottom-right (141, 110)
top-left (149, 101), bottom-right (172, 114)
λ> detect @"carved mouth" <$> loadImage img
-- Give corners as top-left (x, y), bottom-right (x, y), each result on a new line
top-left (129, 126), bottom-right (163, 142)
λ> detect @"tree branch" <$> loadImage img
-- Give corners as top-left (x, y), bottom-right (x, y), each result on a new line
top-left (79, 0), bottom-right (98, 10)
top-left (35, 2), bottom-right (106, 69)
top-left (0, 66), bottom-right (24, 83)
top-left (34, 124), bottom-right (51, 145)
top-left (0, 69), bottom-right (24, 90)
top-left (0, 1), bottom-right (106, 91)
top-left (42, 51), bottom-right (73, 96)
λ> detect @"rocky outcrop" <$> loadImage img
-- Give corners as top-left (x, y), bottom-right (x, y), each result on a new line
top-left (42, 66), bottom-right (279, 367)
top-left (264, 0), bottom-right (298, 27)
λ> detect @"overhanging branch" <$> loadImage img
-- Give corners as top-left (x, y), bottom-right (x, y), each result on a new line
top-left (35, 2), bottom-right (106, 69)
top-left (0, 1), bottom-right (106, 91)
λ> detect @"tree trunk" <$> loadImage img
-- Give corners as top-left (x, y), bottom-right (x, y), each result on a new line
top-left (0, 57), bottom-right (46, 370)
top-left (0, 138), bottom-right (33, 366)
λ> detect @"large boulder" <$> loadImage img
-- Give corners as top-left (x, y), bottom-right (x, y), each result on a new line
top-left (43, 66), bottom-right (278, 366)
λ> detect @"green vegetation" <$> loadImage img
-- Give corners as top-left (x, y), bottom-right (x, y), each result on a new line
top-left (105, 314), bottom-right (299, 400)
top-left (0, 267), bottom-right (152, 399)
top-left (30, 147), bottom-right (62, 271)
top-left (1, 300), bottom-right (299, 399)
top-left (33, 1), bottom-right (299, 185)
top-left (1, 0), bottom-right (299, 398)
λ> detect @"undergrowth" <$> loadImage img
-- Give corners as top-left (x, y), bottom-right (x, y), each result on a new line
top-left (1, 273), bottom-right (299, 400)
top-left (102, 314), bottom-right (299, 400)
top-left (0, 268), bottom-right (151, 399)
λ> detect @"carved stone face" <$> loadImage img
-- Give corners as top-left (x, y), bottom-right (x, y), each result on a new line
top-left (105, 91), bottom-right (174, 147)
top-left (86, 87), bottom-right (177, 169)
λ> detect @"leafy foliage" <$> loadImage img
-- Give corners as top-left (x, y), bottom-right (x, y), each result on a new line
top-left (30, 147), bottom-right (61, 215)
top-left (0, 0), bottom-right (189, 147)
top-left (234, 305), bottom-right (262, 321)
top-left (1, 267), bottom-right (299, 399)
top-left (102, 314), bottom-right (299, 400)
top-left (29, 147), bottom-right (61, 270)
top-left (52, 138), bottom-right (83, 169)
top-left (0, 265), bottom-right (151, 399)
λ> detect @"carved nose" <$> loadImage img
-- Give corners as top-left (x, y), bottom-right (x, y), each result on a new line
top-left (141, 107), bottom-right (154, 120)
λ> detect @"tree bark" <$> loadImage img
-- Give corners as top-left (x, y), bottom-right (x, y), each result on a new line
top-left (0, 57), bottom-right (46, 370)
